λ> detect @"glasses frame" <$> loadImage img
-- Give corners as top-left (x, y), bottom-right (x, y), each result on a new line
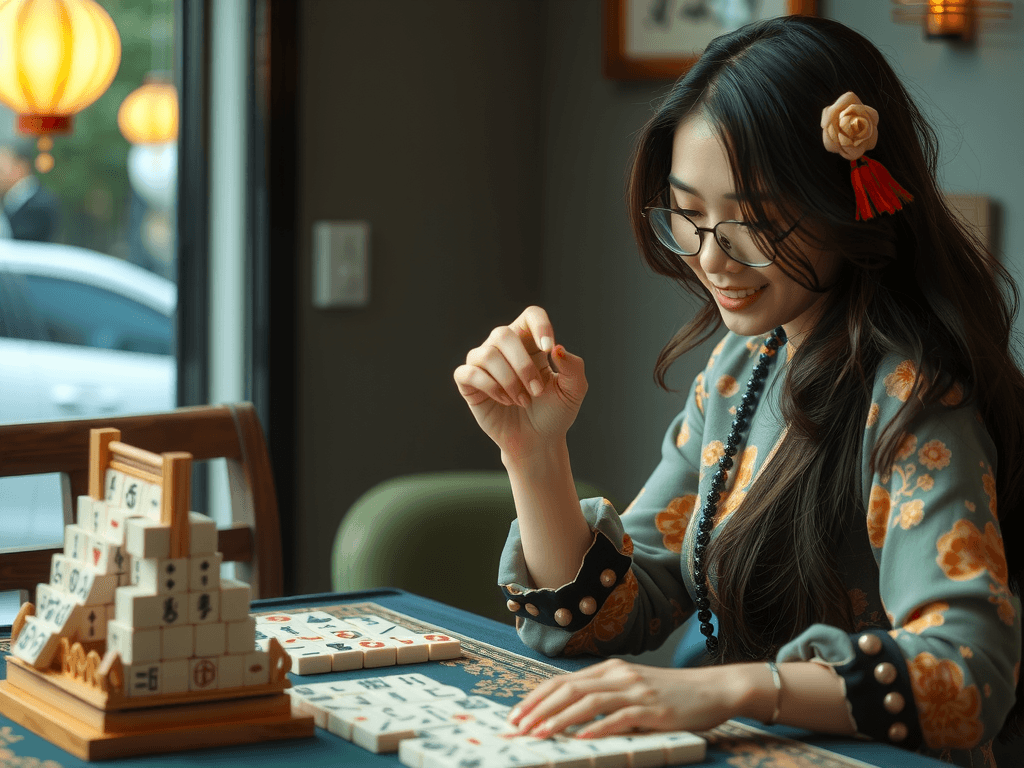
top-left (641, 205), bottom-right (776, 268)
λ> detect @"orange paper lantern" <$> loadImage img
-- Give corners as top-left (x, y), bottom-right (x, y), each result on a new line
top-left (0, 0), bottom-right (121, 134)
top-left (118, 78), bottom-right (178, 144)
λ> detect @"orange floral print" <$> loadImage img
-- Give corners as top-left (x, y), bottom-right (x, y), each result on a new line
top-left (903, 601), bottom-right (948, 634)
top-left (884, 360), bottom-right (918, 401)
top-left (941, 382), bottom-right (964, 407)
top-left (718, 446), bottom-right (758, 521)
top-left (937, 519), bottom-right (1008, 585)
top-left (677, 420), bottom-right (690, 448)
top-left (909, 652), bottom-right (984, 749)
top-left (918, 440), bottom-right (951, 471)
top-left (716, 375), bottom-right (739, 397)
top-left (655, 495), bottom-right (698, 553)
top-left (694, 373), bottom-right (707, 415)
top-left (649, 617), bottom-right (661, 635)
top-left (867, 485), bottom-right (891, 548)
top-left (620, 532), bottom-right (634, 557)
top-left (982, 466), bottom-right (997, 518)
top-left (918, 474), bottom-right (935, 492)
top-left (702, 441), bottom-right (725, 468)
top-left (622, 487), bottom-right (645, 515)
top-left (959, 646), bottom-right (974, 659)
top-left (896, 499), bottom-right (924, 529)
top-left (895, 433), bottom-right (918, 462)
top-left (988, 583), bottom-right (1016, 626)
top-left (712, 336), bottom-right (727, 359)
top-left (866, 402), bottom-right (879, 428)
top-left (564, 570), bottom-right (639, 655)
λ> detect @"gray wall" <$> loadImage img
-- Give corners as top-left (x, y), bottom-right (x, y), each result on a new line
top-left (293, 0), bottom-right (1024, 600)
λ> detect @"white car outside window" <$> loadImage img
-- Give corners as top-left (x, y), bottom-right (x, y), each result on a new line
top-left (0, 241), bottom-right (176, 550)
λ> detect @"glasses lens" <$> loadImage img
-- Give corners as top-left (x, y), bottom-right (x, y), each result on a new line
top-left (648, 209), bottom-right (700, 256)
top-left (716, 221), bottom-right (772, 267)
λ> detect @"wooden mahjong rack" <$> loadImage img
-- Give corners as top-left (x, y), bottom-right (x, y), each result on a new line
top-left (0, 427), bottom-right (314, 760)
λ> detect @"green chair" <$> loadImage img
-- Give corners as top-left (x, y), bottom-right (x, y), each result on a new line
top-left (331, 470), bottom-right (610, 626)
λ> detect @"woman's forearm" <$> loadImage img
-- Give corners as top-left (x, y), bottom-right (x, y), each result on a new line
top-left (730, 661), bottom-right (857, 734)
top-left (502, 440), bottom-right (593, 590)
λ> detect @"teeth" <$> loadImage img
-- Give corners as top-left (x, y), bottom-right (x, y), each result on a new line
top-left (718, 286), bottom-right (762, 299)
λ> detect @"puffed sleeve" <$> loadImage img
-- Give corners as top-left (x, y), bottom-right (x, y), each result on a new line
top-left (497, 336), bottom-right (726, 658)
top-left (778, 358), bottom-right (1021, 756)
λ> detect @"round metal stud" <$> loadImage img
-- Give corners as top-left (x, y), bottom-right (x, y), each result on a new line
top-left (883, 692), bottom-right (905, 714)
top-left (579, 597), bottom-right (597, 615)
top-left (554, 608), bottom-right (573, 627)
top-left (506, 585), bottom-right (522, 595)
top-left (857, 633), bottom-right (882, 655)
top-left (506, 600), bottom-right (520, 613)
top-left (874, 662), bottom-right (898, 685)
top-left (525, 603), bottom-right (539, 616)
top-left (887, 722), bottom-right (908, 743)
top-left (599, 569), bottom-right (617, 588)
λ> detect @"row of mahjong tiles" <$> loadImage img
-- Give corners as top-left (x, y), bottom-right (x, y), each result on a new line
top-left (287, 674), bottom-right (707, 767)
top-left (255, 611), bottom-right (462, 674)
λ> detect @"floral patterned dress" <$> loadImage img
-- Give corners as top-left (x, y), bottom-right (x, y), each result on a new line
top-left (497, 331), bottom-right (1021, 767)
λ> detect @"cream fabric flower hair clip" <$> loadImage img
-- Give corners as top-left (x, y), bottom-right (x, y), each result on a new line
top-left (821, 91), bottom-right (913, 220)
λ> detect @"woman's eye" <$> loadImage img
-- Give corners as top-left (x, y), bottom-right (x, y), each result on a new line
top-left (678, 209), bottom-right (702, 218)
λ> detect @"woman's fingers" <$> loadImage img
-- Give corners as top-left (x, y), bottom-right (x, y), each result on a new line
top-left (524, 690), bottom-right (630, 738)
top-left (484, 325), bottom-right (549, 402)
top-left (576, 705), bottom-right (662, 738)
top-left (464, 339), bottom-right (534, 407)
top-left (510, 305), bottom-right (556, 358)
top-left (452, 364), bottom-right (514, 407)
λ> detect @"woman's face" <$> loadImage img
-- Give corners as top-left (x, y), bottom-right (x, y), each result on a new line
top-left (668, 115), bottom-right (838, 346)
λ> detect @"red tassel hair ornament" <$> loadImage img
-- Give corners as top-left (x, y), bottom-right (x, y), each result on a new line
top-left (821, 91), bottom-right (914, 221)
top-left (850, 156), bottom-right (914, 221)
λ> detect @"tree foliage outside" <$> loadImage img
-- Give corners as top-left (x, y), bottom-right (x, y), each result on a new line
top-left (1, 0), bottom-right (176, 271)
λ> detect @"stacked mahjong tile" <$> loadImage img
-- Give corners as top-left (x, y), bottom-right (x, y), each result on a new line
top-left (287, 674), bottom-right (706, 767)
top-left (254, 611), bottom-right (462, 674)
top-left (12, 476), bottom-right (270, 696)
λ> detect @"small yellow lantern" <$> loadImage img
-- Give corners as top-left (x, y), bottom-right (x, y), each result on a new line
top-left (0, 0), bottom-right (122, 135)
top-left (118, 75), bottom-right (178, 145)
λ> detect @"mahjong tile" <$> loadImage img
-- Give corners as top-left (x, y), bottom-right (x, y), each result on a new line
top-left (349, 703), bottom-right (451, 754)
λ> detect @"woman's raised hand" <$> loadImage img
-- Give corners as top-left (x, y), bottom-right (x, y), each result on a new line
top-left (453, 306), bottom-right (588, 457)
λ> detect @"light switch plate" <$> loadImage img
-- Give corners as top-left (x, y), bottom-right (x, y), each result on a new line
top-left (313, 220), bottom-right (370, 308)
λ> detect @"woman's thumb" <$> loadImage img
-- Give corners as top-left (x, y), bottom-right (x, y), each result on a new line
top-left (551, 345), bottom-right (586, 397)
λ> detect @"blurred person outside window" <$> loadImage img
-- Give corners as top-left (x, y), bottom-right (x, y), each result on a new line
top-left (0, 138), bottom-right (59, 243)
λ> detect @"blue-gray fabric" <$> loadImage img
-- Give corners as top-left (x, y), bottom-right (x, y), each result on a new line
top-left (498, 331), bottom-right (1020, 766)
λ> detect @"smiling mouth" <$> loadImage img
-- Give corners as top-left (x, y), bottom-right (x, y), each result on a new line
top-left (711, 283), bottom-right (769, 311)
top-left (714, 284), bottom-right (768, 299)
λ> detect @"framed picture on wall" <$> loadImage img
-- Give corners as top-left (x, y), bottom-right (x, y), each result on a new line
top-left (603, 0), bottom-right (819, 81)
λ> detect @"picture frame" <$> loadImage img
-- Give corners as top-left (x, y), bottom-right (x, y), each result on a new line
top-left (603, 0), bottom-right (819, 81)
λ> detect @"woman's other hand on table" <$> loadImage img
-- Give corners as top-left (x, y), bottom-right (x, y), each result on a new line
top-left (506, 659), bottom-right (747, 739)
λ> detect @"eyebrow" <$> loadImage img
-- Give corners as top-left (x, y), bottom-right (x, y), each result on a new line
top-left (667, 174), bottom-right (767, 202)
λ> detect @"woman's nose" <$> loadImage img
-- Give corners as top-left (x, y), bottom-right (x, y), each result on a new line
top-left (699, 233), bottom-right (744, 274)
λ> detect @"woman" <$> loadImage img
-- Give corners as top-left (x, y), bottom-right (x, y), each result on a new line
top-left (453, 15), bottom-right (1021, 766)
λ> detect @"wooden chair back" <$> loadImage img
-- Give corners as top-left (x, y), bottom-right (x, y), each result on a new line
top-left (0, 402), bottom-right (283, 601)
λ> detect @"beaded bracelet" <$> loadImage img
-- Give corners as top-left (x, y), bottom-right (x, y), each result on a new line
top-left (499, 530), bottom-right (632, 633)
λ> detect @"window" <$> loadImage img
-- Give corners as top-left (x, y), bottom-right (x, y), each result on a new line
top-left (0, 0), bottom-right (180, 559)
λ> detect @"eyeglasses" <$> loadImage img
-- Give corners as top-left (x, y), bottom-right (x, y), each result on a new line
top-left (642, 204), bottom-right (786, 268)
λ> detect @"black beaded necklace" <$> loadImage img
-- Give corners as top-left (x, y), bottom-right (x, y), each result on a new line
top-left (694, 325), bottom-right (787, 655)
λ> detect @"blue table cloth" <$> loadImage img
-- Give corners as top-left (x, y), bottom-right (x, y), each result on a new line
top-left (0, 588), bottom-right (949, 766)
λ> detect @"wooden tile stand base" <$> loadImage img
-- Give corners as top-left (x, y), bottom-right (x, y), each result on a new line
top-left (0, 658), bottom-right (314, 761)
top-left (0, 628), bottom-right (314, 761)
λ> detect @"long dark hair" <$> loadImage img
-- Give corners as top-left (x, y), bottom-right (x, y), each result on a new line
top-left (626, 15), bottom-right (1024, 737)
